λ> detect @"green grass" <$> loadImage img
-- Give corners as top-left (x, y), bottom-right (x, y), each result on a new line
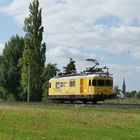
top-left (0, 104), bottom-right (139, 140)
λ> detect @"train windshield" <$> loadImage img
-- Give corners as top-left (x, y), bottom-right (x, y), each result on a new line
top-left (97, 80), bottom-right (104, 86)
top-left (106, 80), bottom-right (113, 87)
top-left (90, 79), bottom-right (113, 87)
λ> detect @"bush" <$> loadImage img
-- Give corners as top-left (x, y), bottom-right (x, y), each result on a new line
top-left (0, 87), bottom-right (15, 101)
top-left (126, 91), bottom-right (137, 98)
top-left (135, 91), bottom-right (140, 99)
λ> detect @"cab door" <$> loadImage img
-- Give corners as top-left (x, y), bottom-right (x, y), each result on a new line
top-left (80, 78), bottom-right (88, 95)
top-left (88, 79), bottom-right (97, 95)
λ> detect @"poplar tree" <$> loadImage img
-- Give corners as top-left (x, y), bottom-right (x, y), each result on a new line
top-left (20, 0), bottom-right (46, 101)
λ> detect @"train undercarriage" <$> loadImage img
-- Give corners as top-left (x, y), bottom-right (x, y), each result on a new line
top-left (48, 94), bottom-right (116, 104)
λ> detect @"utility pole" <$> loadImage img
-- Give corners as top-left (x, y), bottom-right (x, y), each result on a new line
top-left (27, 62), bottom-right (30, 102)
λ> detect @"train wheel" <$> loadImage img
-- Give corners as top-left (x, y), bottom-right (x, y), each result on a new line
top-left (93, 101), bottom-right (97, 104)
top-left (83, 101), bottom-right (87, 104)
top-left (70, 100), bottom-right (74, 103)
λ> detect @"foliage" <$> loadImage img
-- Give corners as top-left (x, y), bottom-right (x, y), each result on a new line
top-left (20, 0), bottom-right (46, 101)
top-left (126, 90), bottom-right (137, 98)
top-left (113, 85), bottom-right (120, 94)
top-left (42, 63), bottom-right (59, 101)
top-left (113, 86), bottom-right (140, 99)
top-left (0, 87), bottom-right (15, 101)
top-left (135, 91), bottom-right (140, 99)
top-left (63, 58), bottom-right (76, 74)
top-left (0, 35), bottom-right (24, 100)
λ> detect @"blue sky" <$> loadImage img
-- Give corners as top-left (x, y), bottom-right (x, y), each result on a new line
top-left (0, 0), bottom-right (140, 91)
top-left (0, 13), bottom-right (23, 42)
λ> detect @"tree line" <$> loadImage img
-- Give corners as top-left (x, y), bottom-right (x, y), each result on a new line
top-left (0, 0), bottom-right (76, 102)
top-left (113, 86), bottom-right (140, 99)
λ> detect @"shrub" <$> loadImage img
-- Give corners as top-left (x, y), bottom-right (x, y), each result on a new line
top-left (135, 91), bottom-right (140, 99)
top-left (126, 91), bottom-right (137, 98)
top-left (0, 87), bottom-right (15, 101)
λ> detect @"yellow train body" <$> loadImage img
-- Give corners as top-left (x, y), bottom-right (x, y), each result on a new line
top-left (49, 74), bottom-right (114, 103)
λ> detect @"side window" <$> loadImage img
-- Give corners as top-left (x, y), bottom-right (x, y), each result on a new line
top-left (89, 80), bottom-right (91, 86)
top-left (92, 79), bottom-right (97, 86)
top-left (49, 83), bottom-right (51, 88)
top-left (56, 82), bottom-right (60, 88)
top-left (69, 81), bottom-right (76, 87)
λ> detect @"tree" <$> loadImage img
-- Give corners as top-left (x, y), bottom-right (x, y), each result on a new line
top-left (63, 58), bottom-right (76, 74)
top-left (135, 91), bottom-right (140, 99)
top-left (0, 35), bottom-right (24, 100)
top-left (42, 63), bottom-right (59, 101)
top-left (0, 86), bottom-right (15, 101)
top-left (113, 85), bottom-right (120, 94)
top-left (126, 90), bottom-right (137, 98)
top-left (20, 0), bottom-right (46, 101)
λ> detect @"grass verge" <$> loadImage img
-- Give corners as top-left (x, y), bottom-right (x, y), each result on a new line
top-left (0, 104), bottom-right (139, 140)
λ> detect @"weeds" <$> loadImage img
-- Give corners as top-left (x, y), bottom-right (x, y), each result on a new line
top-left (104, 97), bottom-right (140, 104)
top-left (0, 104), bottom-right (139, 140)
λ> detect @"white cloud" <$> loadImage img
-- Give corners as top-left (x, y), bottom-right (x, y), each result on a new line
top-left (47, 25), bottom-right (140, 54)
top-left (46, 46), bottom-right (97, 68)
top-left (131, 51), bottom-right (140, 59)
top-left (1, 0), bottom-right (140, 54)
top-left (0, 0), bottom-right (30, 25)
top-left (109, 64), bottom-right (138, 75)
top-left (108, 63), bottom-right (140, 91)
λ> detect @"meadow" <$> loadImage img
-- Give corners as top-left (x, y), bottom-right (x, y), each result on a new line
top-left (0, 103), bottom-right (139, 140)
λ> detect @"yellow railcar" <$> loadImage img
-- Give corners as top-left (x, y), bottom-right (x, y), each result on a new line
top-left (48, 73), bottom-right (115, 103)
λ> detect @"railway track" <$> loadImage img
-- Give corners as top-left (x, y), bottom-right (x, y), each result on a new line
top-left (1, 101), bottom-right (140, 109)
top-left (47, 102), bottom-right (140, 109)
